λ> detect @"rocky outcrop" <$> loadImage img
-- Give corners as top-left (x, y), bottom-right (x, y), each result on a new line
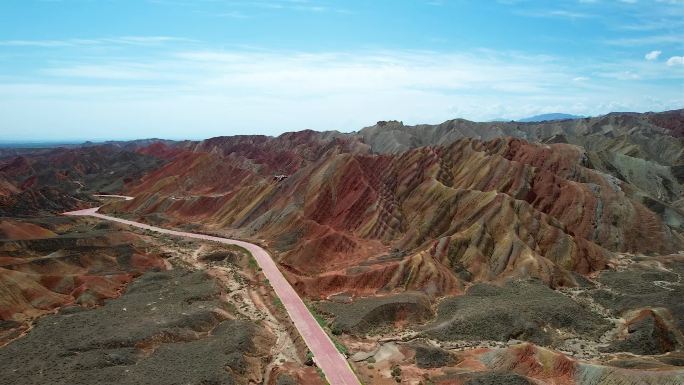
top-left (602, 309), bottom-right (682, 355)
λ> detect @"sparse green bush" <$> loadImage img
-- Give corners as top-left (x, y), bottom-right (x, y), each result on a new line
top-left (333, 339), bottom-right (348, 356)
top-left (272, 297), bottom-right (284, 310)
top-left (248, 257), bottom-right (258, 270)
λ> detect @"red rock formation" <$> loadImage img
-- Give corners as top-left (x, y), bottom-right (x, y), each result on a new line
top-left (105, 133), bottom-right (684, 298)
top-left (0, 220), bottom-right (57, 240)
top-left (0, 230), bottom-right (167, 332)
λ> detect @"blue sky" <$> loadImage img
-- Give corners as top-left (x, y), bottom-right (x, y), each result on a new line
top-left (0, 0), bottom-right (683, 141)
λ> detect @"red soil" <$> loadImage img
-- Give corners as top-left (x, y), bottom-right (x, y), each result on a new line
top-left (0, 220), bottom-right (57, 240)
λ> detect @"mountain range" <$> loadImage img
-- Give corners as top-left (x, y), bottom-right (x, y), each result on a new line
top-left (1, 109), bottom-right (683, 385)
top-left (517, 113), bottom-right (585, 122)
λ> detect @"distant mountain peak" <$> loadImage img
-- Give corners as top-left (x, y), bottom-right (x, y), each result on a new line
top-left (517, 113), bottom-right (585, 122)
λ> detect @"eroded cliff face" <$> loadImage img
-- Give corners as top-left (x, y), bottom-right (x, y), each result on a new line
top-left (106, 112), bottom-right (683, 299)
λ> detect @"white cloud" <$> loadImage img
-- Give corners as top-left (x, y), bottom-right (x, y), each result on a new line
top-left (41, 64), bottom-right (164, 80)
top-left (666, 56), bottom-right (684, 66)
top-left (0, 39), bottom-right (94, 47)
top-left (148, 0), bottom-right (350, 14)
top-left (645, 50), bottom-right (662, 60)
top-left (1, 49), bottom-right (683, 140)
top-left (517, 9), bottom-right (595, 19)
top-left (216, 11), bottom-right (249, 18)
top-left (0, 36), bottom-right (193, 48)
top-left (606, 34), bottom-right (684, 46)
top-left (606, 70), bottom-right (641, 80)
top-left (592, 58), bottom-right (683, 81)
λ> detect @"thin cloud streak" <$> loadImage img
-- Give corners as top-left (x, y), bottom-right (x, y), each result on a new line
top-left (1, 1), bottom-right (682, 140)
top-left (1, 48), bottom-right (682, 141)
top-left (0, 36), bottom-right (195, 48)
top-left (148, 0), bottom-right (351, 14)
top-left (516, 9), bottom-right (596, 19)
top-left (606, 34), bottom-right (684, 46)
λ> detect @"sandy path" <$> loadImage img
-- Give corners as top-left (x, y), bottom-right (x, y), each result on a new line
top-left (64, 202), bottom-right (360, 385)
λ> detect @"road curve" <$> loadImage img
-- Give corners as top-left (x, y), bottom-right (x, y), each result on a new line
top-left (92, 194), bottom-right (135, 201)
top-left (64, 203), bottom-right (360, 385)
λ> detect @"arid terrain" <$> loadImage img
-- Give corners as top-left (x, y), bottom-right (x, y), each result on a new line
top-left (1, 110), bottom-right (683, 384)
top-left (0, 203), bottom-right (320, 384)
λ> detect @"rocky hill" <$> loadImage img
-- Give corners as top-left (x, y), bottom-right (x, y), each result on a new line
top-left (99, 111), bottom-right (683, 298)
top-left (0, 144), bottom-right (166, 216)
top-left (2, 109), bottom-right (683, 384)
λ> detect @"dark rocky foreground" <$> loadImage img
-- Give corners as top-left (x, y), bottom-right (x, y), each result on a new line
top-left (0, 269), bottom-right (274, 385)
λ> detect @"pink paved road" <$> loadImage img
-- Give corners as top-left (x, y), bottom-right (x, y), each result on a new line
top-left (64, 204), bottom-right (360, 385)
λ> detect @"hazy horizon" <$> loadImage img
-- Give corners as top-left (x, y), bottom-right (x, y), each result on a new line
top-left (1, 0), bottom-right (683, 141)
top-left (1, 108), bottom-right (680, 144)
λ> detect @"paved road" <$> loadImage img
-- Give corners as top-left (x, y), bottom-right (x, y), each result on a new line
top-left (92, 194), bottom-right (134, 201)
top-left (64, 204), bottom-right (360, 385)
